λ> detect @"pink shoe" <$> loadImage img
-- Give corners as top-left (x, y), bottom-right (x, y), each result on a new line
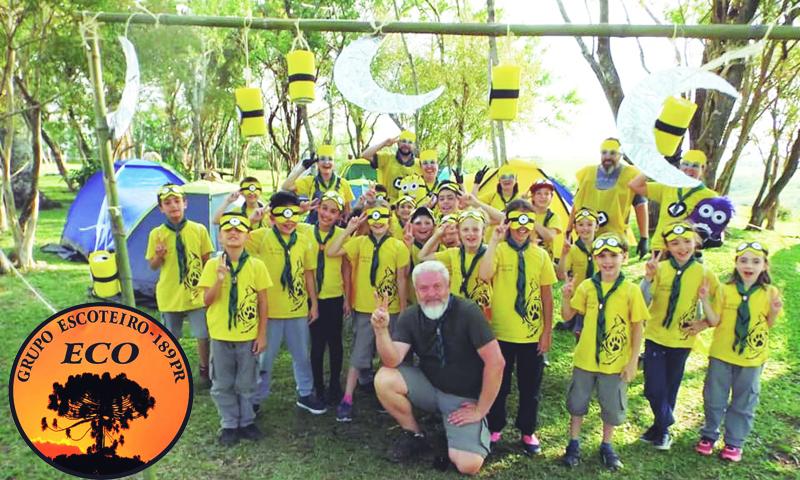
top-left (490, 432), bottom-right (502, 444)
top-left (720, 445), bottom-right (742, 462)
top-left (695, 438), bottom-right (714, 456)
top-left (522, 434), bottom-right (541, 455)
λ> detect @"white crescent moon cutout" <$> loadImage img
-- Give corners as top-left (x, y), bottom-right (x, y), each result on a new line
top-left (106, 36), bottom-right (140, 141)
top-left (334, 36), bottom-right (445, 114)
top-left (617, 67), bottom-right (740, 188)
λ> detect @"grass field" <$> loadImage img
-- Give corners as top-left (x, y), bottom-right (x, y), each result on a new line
top-left (1, 174), bottom-right (799, 479)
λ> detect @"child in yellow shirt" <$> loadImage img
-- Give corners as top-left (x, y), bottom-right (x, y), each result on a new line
top-left (556, 208), bottom-right (598, 332)
top-left (528, 179), bottom-right (563, 260)
top-left (213, 177), bottom-right (268, 229)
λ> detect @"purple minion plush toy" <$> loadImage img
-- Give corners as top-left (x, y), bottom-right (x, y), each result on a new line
top-left (688, 196), bottom-right (734, 248)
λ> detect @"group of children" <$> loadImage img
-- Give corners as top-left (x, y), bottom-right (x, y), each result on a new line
top-left (144, 157), bottom-right (782, 470)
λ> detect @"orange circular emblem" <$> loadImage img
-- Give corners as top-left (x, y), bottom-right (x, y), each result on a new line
top-left (9, 303), bottom-right (193, 479)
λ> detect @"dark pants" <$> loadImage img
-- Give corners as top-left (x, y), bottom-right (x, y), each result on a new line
top-left (643, 339), bottom-right (691, 436)
top-left (487, 341), bottom-right (545, 436)
top-left (310, 296), bottom-right (344, 394)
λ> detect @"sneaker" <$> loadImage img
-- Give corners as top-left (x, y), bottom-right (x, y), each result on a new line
top-left (695, 437), bottom-right (714, 456)
top-left (653, 432), bottom-right (672, 451)
top-left (562, 442), bottom-right (580, 467)
top-left (218, 428), bottom-right (239, 446)
top-left (639, 425), bottom-right (658, 444)
top-left (522, 434), bottom-right (541, 455)
top-left (600, 445), bottom-right (623, 471)
top-left (336, 401), bottom-right (353, 422)
top-left (238, 423), bottom-right (264, 441)
top-left (387, 429), bottom-right (428, 463)
top-left (720, 444), bottom-right (742, 462)
top-left (296, 394), bottom-right (328, 415)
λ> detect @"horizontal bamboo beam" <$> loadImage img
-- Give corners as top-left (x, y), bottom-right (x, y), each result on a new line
top-left (86, 13), bottom-right (800, 40)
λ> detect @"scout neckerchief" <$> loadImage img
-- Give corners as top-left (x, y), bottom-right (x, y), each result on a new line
top-left (662, 256), bottom-right (697, 329)
top-left (163, 218), bottom-right (188, 283)
top-left (733, 280), bottom-right (762, 354)
top-left (506, 236), bottom-right (530, 320)
top-left (272, 226), bottom-right (298, 292)
top-left (314, 173), bottom-right (341, 198)
top-left (498, 187), bottom-right (517, 207)
top-left (459, 245), bottom-right (487, 297)
top-left (226, 251), bottom-right (250, 330)
top-left (314, 225), bottom-right (336, 293)
top-left (591, 272), bottom-right (626, 365)
top-left (575, 238), bottom-right (594, 279)
top-left (543, 209), bottom-right (555, 226)
top-left (369, 233), bottom-right (389, 287)
top-left (668, 185), bottom-right (705, 217)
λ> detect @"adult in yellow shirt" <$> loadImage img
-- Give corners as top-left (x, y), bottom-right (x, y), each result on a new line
top-left (569, 138), bottom-right (650, 259)
top-left (690, 242), bottom-right (782, 462)
top-left (628, 149), bottom-right (717, 253)
top-left (560, 233), bottom-right (648, 470)
top-left (638, 222), bottom-right (720, 450)
top-left (199, 212), bottom-right (270, 445)
top-left (283, 144), bottom-right (355, 222)
top-left (360, 131), bottom-right (422, 201)
top-left (478, 199), bottom-right (556, 454)
top-left (146, 184), bottom-right (213, 385)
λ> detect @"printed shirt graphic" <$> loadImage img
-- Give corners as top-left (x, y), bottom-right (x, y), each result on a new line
top-left (344, 235), bottom-right (410, 314)
top-left (646, 261), bottom-right (720, 348)
top-left (145, 221), bottom-right (213, 312)
top-left (294, 175), bottom-right (355, 205)
top-left (199, 256), bottom-right (272, 341)
top-left (375, 151), bottom-right (422, 201)
top-left (709, 284), bottom-right (780, 367)
top-left (434, 247), bottom-right (493, 311)
top-left (489, 242), bottom-right (557, 343)
top-left (564, 242), bottom-right (597, 287)
top-left (247, 227), bottom-right (315, 318)
top-left (297, 223), bottom-right (347, 300)
top-left (647, 182), bottom-right (717, 250)
top-left (571, 278), bottom-right (650, 374)
top-left (573, 165), bottom-right (639, 237)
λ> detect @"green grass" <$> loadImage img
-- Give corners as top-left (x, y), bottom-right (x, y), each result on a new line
top-left (1, 174), bottom-right (799, 479)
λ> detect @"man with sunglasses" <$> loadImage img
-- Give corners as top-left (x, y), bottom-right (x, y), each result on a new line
top-left (569, 138), bottom-right (650, 259)
top-left (283, 144), bottom-right (355, 223)
top-left (628, 149), bottom-right (718, 255)
top-left (360, 130), bottom-right (423, 201)
top-left (373, 260), bottom-right (504, 474)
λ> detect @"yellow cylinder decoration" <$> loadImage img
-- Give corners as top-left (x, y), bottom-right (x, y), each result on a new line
top-left (287, 50), bottom-right (316, 104)
top-left (489, 64), bottom-right (521, 121)
top-left (654, 96), bottom-right (697, 156)
top-left (88, 250), bottom-right (121, 298)
top-left (234, 87), bottom-right (267, 138)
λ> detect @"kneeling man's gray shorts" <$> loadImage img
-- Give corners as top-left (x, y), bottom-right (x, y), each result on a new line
top-left (398, 365), bottom-right (490, 458)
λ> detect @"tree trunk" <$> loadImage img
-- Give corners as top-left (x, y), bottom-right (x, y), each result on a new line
top-left (17, 98), bottom-right (41, 269)
top-left (68, 107), bottom-right (93, 165)
top-left (747, 128), bottom-right (800, 230)
top-left (1, 42), bottom-right (24, 262)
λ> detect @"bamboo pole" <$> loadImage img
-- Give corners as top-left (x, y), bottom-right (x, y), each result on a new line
top-left (84, 25), bottom-right (136, 307)
top-left (88, 13), bottom-right (800, 40)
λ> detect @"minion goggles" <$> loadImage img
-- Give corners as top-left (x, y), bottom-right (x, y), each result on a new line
top-left (506, 211), bottom-right (533, 230)
top-left (592, 236), bottom-right (625, 255)
top-left (736, 242), bottom-right (768, 258)
top-left (158, 185), bottom-right (185, 200)
top-left (662, 223), bottom-right (695, 242)
top-left (574, 208), bottom-right (599, 223)
top-left (220, 213), bottom-right (251, 232)
top-left (366, 207), bottom-right (391, 225)
top-left (320, 191), bottom-right (344, 210)
top-left (240, 182), bottom-right (262, 193)
top-left (271, 206), bottom-right (303, 223)
top-left (458, 210), bottom-right (485, 224)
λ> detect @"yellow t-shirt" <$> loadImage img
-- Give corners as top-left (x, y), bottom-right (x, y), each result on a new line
top-left (489, 242), bottom-right (557, 343)
top-left (564, 239), bottom-right (597, 287)
top-left (646, 260), bottom-right (720, 348)
top-left (390, 217), bottom-right (406, 241)
top-left (145, 221), bottom-right (213, 312)
top-left (573, 165), bottom-right (640, 238)
top-left (434, 247), bottom-right (493, 314)
top-left (647, 182), bottom-right (717, 251)
top-left (297, 223), bottom-right (346, 300)
top-left (294, 174), bottom-right (355, 206)
top-left (198, 255), bottom-right (272, 341)
top-left (344, 234), bottom-right (411, 314)
top-left (532, 209), bottom-right (563, 259)
top-left (240, 203), bottom-right (268, 230)
top-left (374, 151), bottom-right (422, 200)
top-left (246, 227), bottom-right (315, 319)
top-left (709, 283), bottom-right (780, 367)
top-left (570, 277), bottom-right (650, 374)
top-left (478, 189), bottom-right (518, 212)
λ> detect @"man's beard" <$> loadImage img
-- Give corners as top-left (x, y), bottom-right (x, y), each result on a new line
top-left (419, 295), bottom-right (450, 320)
top-left (601, 159), bottom-right (617, 174)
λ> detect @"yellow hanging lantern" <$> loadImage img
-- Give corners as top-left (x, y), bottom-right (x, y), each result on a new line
top-left (88, 250), bottom-right (121, 298)
top-left (489, 64), bottom-right (521, 121)
top-left (287, 49), bottom-right (316, 104)
top-left (234, 87), bottom-right (267, 138)
top-left (654, 96), bottom-right (697, 156)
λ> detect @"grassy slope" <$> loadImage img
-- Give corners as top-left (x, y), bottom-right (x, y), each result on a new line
top-left (1, 175), bottom-right (798, 479)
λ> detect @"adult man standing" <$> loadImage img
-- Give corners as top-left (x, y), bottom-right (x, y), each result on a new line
top-left (373, 261), bottom-right (505, 475)
top-left (360, 131), bottom-right (422, 201)
top-left (569, 138), bottom-right (650, 258)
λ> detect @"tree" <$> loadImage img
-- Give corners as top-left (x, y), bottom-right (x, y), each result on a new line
top-left (42, 372), bottom-right (156, 456)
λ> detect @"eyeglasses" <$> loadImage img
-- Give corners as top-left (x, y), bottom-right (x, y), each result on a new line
top-left (592, 236), bottom-right (624, 254)
top-left (736, 242), bottom-right (768, 257)
top-left (271, 206), bottom-right (302, 223)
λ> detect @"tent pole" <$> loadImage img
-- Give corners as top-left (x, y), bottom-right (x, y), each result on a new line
top-left (84, 24), bottom-right (136, 307)
top-left (87, 13), bottom-right (800, 40)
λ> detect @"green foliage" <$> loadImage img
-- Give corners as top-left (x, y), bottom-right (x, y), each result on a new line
top-left (66, 158), bottom-right (101, 187)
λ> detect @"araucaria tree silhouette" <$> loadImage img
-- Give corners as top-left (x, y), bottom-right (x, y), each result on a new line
top-left (41, 372), bottom-right (156, 456)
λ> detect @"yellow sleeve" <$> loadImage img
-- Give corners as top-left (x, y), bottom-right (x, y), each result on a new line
top-left (396, 241), bottom-right (411, 269)
top-left (477, 191), bottom-right (493, 204)
top-left (433, 250), bottom-right (449, 264)
top-left (768, 285), bottom-right (783, 318)
top-left (575, 166), bottom-right (589, 183)
top-left (200, 226), bottom-right (214, 257)
top-left (303, 237), bottom-right (316, 271)
top-left (570, 280), bottom-right (588, 314)
top-left (254, 259), bottom-right (273, 291)
top-left (712, 285), bottom-right (726, 318)
top-left (343, 236), bottom-right (361, 262)
top-left (145, 228), bottom-right (158, 261)
top-left (376, 151), bottom-right (393, 169)
top-left (198, 258), bottom-right (218, 289)
top-left (294, 176), bottom-right (314, 198)
top-left (341, 178), bottom-right (355, 205)
top-left (629, 283), bottom-right (650, 322)
top-left (539, 250), bottom-right (557, 286)
top-left (547, 211), bottom-right (563, 233)
top-left (246, 228), bottom-right (266, 256)
top-left (646, 182), bottom-right (664, 203)
top-left (564, 249), bottom-right (574, 272)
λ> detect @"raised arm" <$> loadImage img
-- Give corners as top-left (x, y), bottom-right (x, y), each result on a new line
top-left (478, 223), bottom-right (506, 282)
top-left (326, 213), bottom-right (365, 257)
top-left (360, 137), bottom-right (396, 167)
top-left (281, 158), bottom-right (312, 192)
top-left (212, 191), bottom-right (241, 225)
top-left (628, 173), bottom-right (649, 197)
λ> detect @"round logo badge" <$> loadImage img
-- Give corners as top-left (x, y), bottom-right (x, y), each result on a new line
top-left (9, 303), bottom-right (192, 479)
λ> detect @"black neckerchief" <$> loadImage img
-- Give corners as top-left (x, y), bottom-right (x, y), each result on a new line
top-left (369, 233), bottom-right (389, 287)
top-left (506, 236), bottom-right (530, 320)
top-left (272, 226), bottom-right (298, 293)
top-left (314, 225), bottom-right (336, 293)
top-left (590, 272), bottom-right (626, 365)
top-left (459, 245), bottom-right (487, 297)
top-left (733, 280), bottom-right (762, 354)
top-left (226, 251), bottom-right (250, 330)
top-left (662, 256), bottom-right (697, 329)
top-left (575, 238), bottom-right (594, 279)
top-left (163, 218), bottom-right (188, 283)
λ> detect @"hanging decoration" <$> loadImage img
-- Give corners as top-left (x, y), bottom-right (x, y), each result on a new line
top-left (106, 37), bottom-right (140, 141)
top-left (653, 96), bottom-right (697, 157)
top-left (235, 87), bottom-right (267, 137)
top-left (489, 64), bottom-right (521, 121)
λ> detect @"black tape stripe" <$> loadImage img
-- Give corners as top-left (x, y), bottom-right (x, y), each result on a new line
top-left (288, 73), bottom-right (316, 83)
top-left (489, 89), bottom-right (519, 100)
top-left (92, 273), bottom-right (119, 283)
top-left (240, 109), bottom-right (264, 119)
top-left (654, 119), bottom-right (687, 137)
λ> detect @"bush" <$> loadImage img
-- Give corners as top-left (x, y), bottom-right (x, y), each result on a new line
top-left (67, 160), bottom-right (101, 187)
